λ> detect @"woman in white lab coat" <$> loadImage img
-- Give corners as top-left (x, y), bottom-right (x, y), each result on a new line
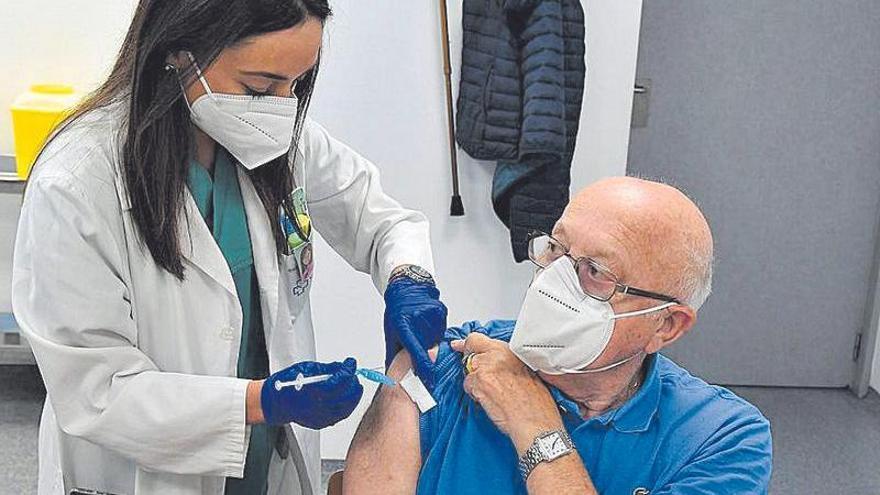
top-left (11, 1), bottom-right (448, 494)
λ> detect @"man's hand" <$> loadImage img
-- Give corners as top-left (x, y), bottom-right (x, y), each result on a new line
top-left (451, 333), bottom-right (564, 455)
top-left (452, 334), bottom-right (596, 494)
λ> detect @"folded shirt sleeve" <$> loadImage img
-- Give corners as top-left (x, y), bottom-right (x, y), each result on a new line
top-left (418, 320), bottom-right (517, 459)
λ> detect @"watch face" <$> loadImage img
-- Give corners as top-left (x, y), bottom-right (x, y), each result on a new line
top-left (537, 432), bottom-right (569, 459)
top-left (409, 265), bottom-right (432, 280)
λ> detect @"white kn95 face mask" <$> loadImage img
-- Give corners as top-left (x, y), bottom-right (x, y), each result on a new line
top-left (510, 257), bottom-right (675, 375)
top-left (183, 52), bottom-right (299, 170)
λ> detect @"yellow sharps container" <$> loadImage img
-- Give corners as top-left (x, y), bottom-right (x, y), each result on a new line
top-left (10, 85), bottom-right (83, 179)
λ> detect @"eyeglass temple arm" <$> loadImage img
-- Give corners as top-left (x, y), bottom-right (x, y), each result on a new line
top-left (618, 284), bottom-right (681, 304)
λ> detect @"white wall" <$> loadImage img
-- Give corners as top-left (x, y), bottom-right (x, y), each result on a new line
top-left (0, 0), bottom-right (645, 458)
top-left (309, 0), bottom-right (644, 458)
top-left (0, 0), bottom-right (137, 155)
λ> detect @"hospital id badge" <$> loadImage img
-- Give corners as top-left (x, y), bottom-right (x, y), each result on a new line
top-left (280, 187), bottom-right (312, 253)
top-left (279, 187), bottom-right (314, 295)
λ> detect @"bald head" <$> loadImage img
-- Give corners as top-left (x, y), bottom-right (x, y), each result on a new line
top-left (555, 177), bottom-right (714, 309)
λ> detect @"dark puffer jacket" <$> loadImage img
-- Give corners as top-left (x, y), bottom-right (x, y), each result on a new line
top-left (456, 0), bottom-right (586, 261)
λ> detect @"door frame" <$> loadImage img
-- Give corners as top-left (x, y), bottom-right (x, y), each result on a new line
top-left (853, 208), bottom-right (880, 397)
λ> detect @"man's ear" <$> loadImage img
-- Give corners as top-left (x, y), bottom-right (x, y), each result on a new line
top-left (644, 305), bottom-right (697, 354)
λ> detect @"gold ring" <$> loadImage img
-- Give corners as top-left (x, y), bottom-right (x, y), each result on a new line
top-left (462, 352), bottom-right (476, 375)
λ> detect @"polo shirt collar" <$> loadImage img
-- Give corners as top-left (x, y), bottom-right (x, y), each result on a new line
top-left (550, 353), bottom-right (662, 434)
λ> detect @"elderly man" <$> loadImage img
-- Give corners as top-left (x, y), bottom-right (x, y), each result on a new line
top-left (343, 178), bottom-right (772, 494)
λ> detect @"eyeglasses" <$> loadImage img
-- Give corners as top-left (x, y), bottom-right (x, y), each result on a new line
top-left (527, 230), bottom-right (681, 304)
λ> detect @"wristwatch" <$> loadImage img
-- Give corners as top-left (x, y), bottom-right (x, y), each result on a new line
top-left (518, 429), bottom-right (575, 481)
top-left (389, 264), bottom-right (435, 286)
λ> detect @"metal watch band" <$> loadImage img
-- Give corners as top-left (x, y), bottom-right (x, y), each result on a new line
top-left (518, 429), bottom-right (575, 481)
top-left (389, 264), bottom-right (435, 285)
top-left (518, 448), bottom-right (543, 480)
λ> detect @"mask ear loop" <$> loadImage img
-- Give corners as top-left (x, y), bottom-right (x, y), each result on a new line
top-left (558, 301), bottom-right (677, 375)
top-left (561, 352), bottom-right (640, 374)
top-left (167, 53), bottom-right (207, 111)
top-left (610, 301), bottom-right (677, 320)
top-left (185, 52), bottom-right (214, 103)
top-left (165, 61), bottom-right (189, 110)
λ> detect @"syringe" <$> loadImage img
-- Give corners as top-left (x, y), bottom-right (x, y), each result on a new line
top-left (274, 367), bottom-right (396, 391)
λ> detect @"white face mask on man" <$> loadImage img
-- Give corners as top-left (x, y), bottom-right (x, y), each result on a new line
top-left (183, 52), bottom-right (299, 170)
top-left (510, 257), bottom-right (675, 375)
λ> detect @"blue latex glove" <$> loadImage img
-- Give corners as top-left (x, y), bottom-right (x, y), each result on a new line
top-left (261, 358), bottom-right (364, 429)
top-left (383, 277), bottom-right (448, 390)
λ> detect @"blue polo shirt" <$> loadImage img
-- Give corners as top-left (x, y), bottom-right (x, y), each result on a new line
top-left (417, 320), bottom-right (772, 494)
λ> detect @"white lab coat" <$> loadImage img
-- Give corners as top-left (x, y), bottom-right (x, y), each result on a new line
top-left (11, 102), bottom-right (433, 495)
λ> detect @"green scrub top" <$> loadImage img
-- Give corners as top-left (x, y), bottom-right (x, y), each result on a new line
top-left (186, 149), bottom-right (278, 495)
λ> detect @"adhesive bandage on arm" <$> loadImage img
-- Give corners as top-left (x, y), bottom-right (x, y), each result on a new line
top-left (399, 369), bottom-right (437, 413)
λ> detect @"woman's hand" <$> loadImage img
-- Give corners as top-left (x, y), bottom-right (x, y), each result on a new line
top-left (383, 277), bottom-right (448, 390)
top-left (259, 358), bottom-right (364, 429)
top-left (451, 333), bottom-right (564, 454)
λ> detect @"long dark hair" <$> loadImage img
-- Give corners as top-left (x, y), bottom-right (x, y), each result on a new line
top-left (58, 0), bottom-right (331, 279)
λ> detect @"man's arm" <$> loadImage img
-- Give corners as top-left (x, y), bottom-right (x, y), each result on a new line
top-left (343, 350), bottom-right (428, 494)
top-left (512, 432), bottom-right (594, 494)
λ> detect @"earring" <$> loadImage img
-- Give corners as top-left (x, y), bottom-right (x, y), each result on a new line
top-left (164, 63), bottom-right (178, 73)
